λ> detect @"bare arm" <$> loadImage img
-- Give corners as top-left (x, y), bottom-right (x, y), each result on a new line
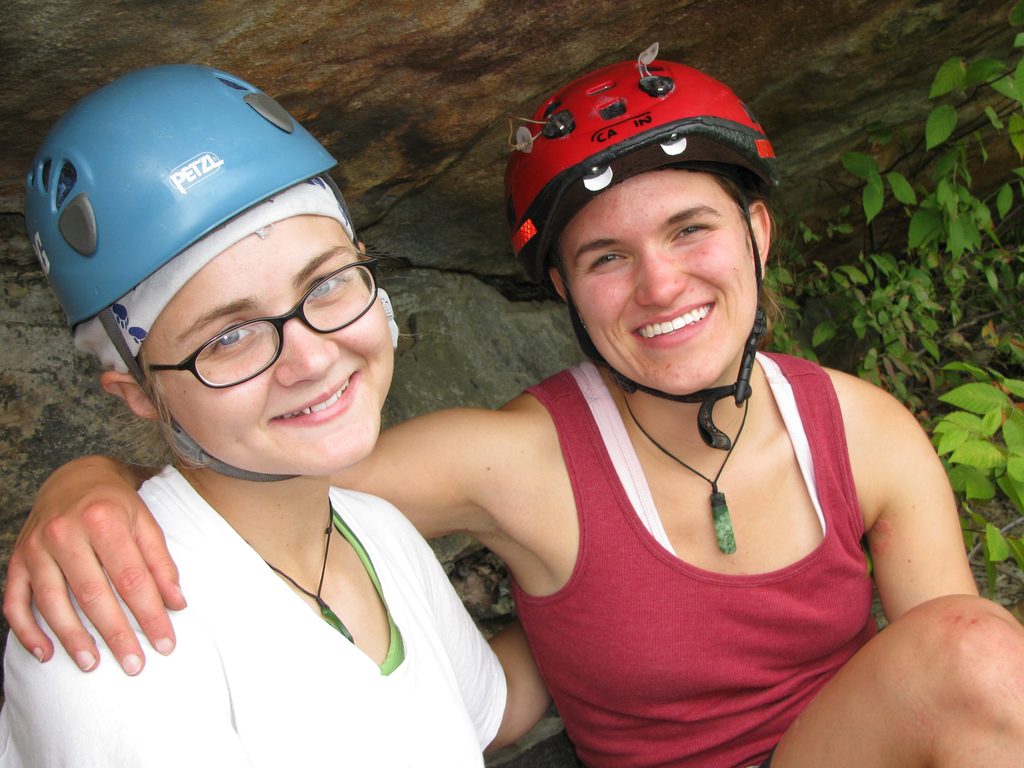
top-left (485, 619), bottom-right (551, 752)
top-left (832, 369), bottom-right (977, 620)
top-left (337, 396), bottom-right (566, 547)
top-left (6, 396), bottom-right (560, 673)
top-left (1, 403), bottom-right (512, 673)
top-left (4, 455), bottom-right (180, 673)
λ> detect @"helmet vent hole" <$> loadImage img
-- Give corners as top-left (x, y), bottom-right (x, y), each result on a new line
top-left (542, 100), bottom-right (562, 119)
top-left (216, 76), bottom-right (250, 91)
top-left (56, 161), bottom-right (78, 209)
top-left (586, 81), bottom-right (615, 97)
top-left (598, 100), bottom-right (626, 120)
top-left (41, 159), bottom-right (52, 192)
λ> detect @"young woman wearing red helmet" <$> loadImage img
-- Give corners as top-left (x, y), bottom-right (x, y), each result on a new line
top-left (7, 46), bottom-right (1024, 767)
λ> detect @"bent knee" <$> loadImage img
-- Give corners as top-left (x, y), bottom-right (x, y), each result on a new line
top-left (897, 595), bottom-right (1024, 709)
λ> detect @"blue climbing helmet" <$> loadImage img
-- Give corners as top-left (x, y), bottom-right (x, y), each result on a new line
top-left (24, 63), bottom-right (339, 328)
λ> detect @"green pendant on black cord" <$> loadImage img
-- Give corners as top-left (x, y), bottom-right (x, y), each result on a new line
top-left (317, 597), bottom-right (354, 642)
top-left (710, 490), bottom-right (736, 554)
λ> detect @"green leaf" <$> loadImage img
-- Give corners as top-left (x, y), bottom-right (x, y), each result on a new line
top-left (811, 320), bottom-right (837, 347)
top-left (860, 347), bottom-right (877, 371)
top-left (984, 105), bottom-right (1005, 131)
top-left (937, 415), bottom-right (974, 434)
top-left (939, 382), bottom-right (1012, 414)
top-left (839, 265), bottom-right (869, 285)
top-left (926, 105), bottom-right (957, 149)
top-left (949, 439), bottom-right (1006, 470)
top-left (981, 266), bottom-right (998, 294)
top-left (991, 74), bottom-right (1021, 101)
top-left (1011, 113), bottom-right (1024, 159)
top-left (936, 179), bottom-right (956, 213)
top-left (986, 524), bottom-right (1010, 561)
top-left (1008, 538), bottom-right (1024, 572)
top-left (841, 152), bottom-right (879, 180)
top-left (1004, 418), bottom-right (1024, 452)
top-left (948, 216), bottom-right (967, 258)
top-left (981, 407), bottom-right (1003, 437)
top-left (997, 472), bottom-right (1024, 514)
top-left (921, 336), bottom-right (940, 361)
top-left (1017, 32), bottom-right (1024, 48)
top-left (965, 57), bottom-right (1006, 87)
top-left (997, 182), bottom-right (1014, 219)
top-left (930, 56), bottom-right (966, 97)
top-left (1014, 0), bottom-right (1024, 25)
top-left (1016, 56), bottom-right (1024, 102)
top-left (947, 464), bottom-right (996, 499)
top-left (868, 252), bottom-right (896, 275)
top-left (908, 208), bottom-right (942, 249)
top-left (1002, 378), bottom-right (1024, 398)
top-left (936, 428), bottom-right (969, 455)
top-left (886, 171), bottom-right (917, 205)
top-left (863, 171), bottom-right (884, 224)
top-left (1008, 456), bottom-right (1024, 482)
top-left (941, 361), bottom-right (989, 379)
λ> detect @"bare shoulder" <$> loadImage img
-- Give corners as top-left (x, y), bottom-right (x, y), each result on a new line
top-left (823, 367), bottom-right (932, 447)
top-left (822, 366), bottom-right (949, 525)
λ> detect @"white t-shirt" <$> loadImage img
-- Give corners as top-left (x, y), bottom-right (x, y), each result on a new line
top-left (0, 467), bottom-right (506, 767)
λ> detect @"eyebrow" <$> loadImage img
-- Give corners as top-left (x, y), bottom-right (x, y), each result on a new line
top-left (569, 205), bottom-right (723, 263)
top-left (291, 246), bottom-right (356, 290)
top-left (175, 246), bottom-right (357, 344)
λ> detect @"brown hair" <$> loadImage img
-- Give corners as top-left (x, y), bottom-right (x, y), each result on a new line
top-left (707, 171), bottom-right (782, 348)
top-left (125, 350), bottom-right (197, 469)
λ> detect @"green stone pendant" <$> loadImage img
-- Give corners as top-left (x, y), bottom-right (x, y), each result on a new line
top-left (318, 599), bottom-right (354, 641)
top-left (710, 491), bottom-right (736, 555)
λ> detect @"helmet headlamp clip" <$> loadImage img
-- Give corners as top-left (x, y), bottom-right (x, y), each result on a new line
top-left (543, 109), bottom-right (576, 139)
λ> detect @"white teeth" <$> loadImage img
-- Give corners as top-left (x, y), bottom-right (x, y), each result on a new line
top-left (640, 305), bottom-right (710, 338)
top-left (279, 381), bottom-right (349, 420)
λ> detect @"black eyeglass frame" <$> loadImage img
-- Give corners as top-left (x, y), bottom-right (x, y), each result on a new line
top-left (148, 257), bottom-right (379, 389)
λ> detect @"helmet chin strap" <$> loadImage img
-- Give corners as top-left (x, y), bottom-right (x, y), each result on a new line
top-left (608, 308), bottom-right (766, 450)
top-left (166, 420), bottom-right (299, 482)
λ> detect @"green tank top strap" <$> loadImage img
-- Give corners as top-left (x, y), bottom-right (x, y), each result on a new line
top-left (332, 509), bottom-right (406, 675)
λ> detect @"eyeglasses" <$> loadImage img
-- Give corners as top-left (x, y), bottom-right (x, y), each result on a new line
top-left (148, 258), bottom-right (378, 388)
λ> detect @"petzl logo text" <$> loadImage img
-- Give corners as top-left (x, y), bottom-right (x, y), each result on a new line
top-left (169, 152), bottom-right (224, 194)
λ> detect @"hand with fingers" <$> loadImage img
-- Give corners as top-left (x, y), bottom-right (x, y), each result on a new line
top-left (3, 455), bottom-right (183, 675)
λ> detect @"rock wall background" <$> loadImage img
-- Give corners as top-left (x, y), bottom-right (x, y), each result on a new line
top-left (0, 1), bottom-right (1018, 763)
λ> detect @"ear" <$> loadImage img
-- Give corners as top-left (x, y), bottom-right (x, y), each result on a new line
top-left (748, 200), bottom-right (772, 271)
top-left (100, 371), bottom-right (159, 421)
top-left (548, 266), bottom-right (568, 302)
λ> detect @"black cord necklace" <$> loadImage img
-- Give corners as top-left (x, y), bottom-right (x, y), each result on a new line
top-left (624, 397), bottom-right (750, 555)
top-left (264, 502), bottom-right (353, 642)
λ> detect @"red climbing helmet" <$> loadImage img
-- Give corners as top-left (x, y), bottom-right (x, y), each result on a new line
top-left (505, 44), bottom-right (779, 286)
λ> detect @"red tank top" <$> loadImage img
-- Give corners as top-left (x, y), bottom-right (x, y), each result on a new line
top-left (512, 353), bottom-right (876, 768)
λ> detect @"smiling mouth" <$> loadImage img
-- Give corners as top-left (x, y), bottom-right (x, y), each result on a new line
top-left (639, 304), bottom-right (711, 339)
top-left (276, 380), bottom-right (350, 420)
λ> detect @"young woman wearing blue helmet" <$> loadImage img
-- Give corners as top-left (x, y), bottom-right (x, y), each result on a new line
top-left (1, 63), bottom-right (547, 766)
top-left (7, 47), bottom-right (1024, 767)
